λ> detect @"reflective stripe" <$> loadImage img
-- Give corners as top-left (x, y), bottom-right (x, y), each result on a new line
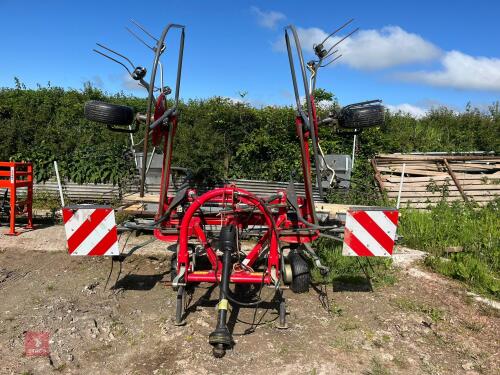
top-left (72, 211), bottom-right (116, 255)
top-left (64, 209), bottom-right (95, 239)
top-left (366, 211), bottom-right (397, 240)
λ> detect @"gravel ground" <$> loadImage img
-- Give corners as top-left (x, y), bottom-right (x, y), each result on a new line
top-left (0, 229), bottom-right (498, 375)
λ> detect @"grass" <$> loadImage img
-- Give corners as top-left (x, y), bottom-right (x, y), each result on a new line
top-left (399, 199), bottom-right (500, 299)
top-left (392, 297), bottom-right (444, 323)
top-left (365, 357), bottom-right (390, 375)
top-left (312, 239), bottom-right (397, 289)
top-left (32, 190), bottom-right (63, 212)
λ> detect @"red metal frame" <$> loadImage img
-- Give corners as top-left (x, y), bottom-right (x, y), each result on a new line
top-left (148, 93), bottom-right (323, 287)
top-left (0, 162), bottom-right (33, 236)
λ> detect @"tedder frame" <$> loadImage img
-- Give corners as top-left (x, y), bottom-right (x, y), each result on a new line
top-left (79, 19), bottom-right (396, 358)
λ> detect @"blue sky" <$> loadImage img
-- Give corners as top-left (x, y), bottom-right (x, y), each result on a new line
top-left (1, 0), bottom-right (499, 116)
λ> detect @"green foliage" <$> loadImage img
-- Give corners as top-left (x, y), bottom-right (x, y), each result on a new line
top-left (1, 83), bottom-right (499, 298)
top-left (0, 82), bottom-right (140, 184)
top-left (400, 200), bottom-right (500, 258)
top-left (311, 238), bottom-right (396, 287)
top-left (1, 83), bottom-right (498, 188)
top-left (312, 88), bottom-right (337, 104)
top-left (400, 199), bottom-right (500, 299)
top-left (392, 297), bottom-right (444, 322)
top-left (425, 254), bottom-right (499, 299)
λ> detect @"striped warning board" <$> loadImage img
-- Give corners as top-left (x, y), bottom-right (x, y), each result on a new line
top-left (342, 209), bottom-right (399, 257)
top-left (62, 206), bottom-right (119, 256)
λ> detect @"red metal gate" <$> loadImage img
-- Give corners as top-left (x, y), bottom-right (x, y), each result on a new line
top-left (0, 162), bottom-right (33, 235)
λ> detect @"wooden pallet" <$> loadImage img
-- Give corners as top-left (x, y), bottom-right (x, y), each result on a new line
top-left (372, 154), bottom-right (499, 209)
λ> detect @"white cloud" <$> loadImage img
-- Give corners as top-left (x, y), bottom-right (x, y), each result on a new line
top-left (335, 26), bottom-right (441, 70)
top-left (273, 26), bottom-right (441, 70)
top-left (251, 6), bottom-right (285, 29)
top-left (397, 50), bottom-right (500, 91)
top-left (272, 27), bottom-right (325, 52)
top-left (272, 24), bottom-right (500, 92)
top-left (121, 73), bottom-right (142, 91)
top-left (386, 103), bottom-right (427, 118)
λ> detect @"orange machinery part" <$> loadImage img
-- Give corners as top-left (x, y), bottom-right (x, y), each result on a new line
top-left (0, 162), bottom-right (33, 235)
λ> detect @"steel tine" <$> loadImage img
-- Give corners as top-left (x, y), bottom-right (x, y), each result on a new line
top-left (318, 18), bottom-right (354, 46)
top-left (130, 19), bottom-right (160, 43)
top-left (326, 27), bottom-right (359, 55)
top-left (93, 49), bottom-right (133, 76)
top-left (321, 54), bottom-right (343, 68)
top-left (126, 26), bottom-right (155, 51)
top-left (95, 43), bottom-right (135, 70)
top-left (321, 49), bottom-right (340, 63)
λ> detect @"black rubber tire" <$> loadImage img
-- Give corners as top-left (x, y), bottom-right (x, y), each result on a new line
top-left (288, 252), bottom-right (310, 293)
top-left (84, 100), bottom-right (134, 125)
top-left (339, 103), bottom-right (384, 129)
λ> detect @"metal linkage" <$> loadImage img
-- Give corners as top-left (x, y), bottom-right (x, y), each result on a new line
top-left (285, 25), bottom-right (321, 222)
top-left (140, 24), bottom-right (185, 197)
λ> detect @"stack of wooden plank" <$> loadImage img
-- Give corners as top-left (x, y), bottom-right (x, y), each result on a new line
top-left (372, 154), bottom-right (500, 209)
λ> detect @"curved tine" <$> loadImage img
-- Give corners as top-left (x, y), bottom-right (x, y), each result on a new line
top-left (140, 23), bottom-right (185, 196)
top-left (93, 49), bottom-right (133, 76)
top-left (173, 28), bottom-right (185, 104)
top-left (326, 49), bottom-right (339, 58)
top-left (96, 43), bottom-right (135, 70)
top-left (126, 26), bottom-right (155, 51)
top-left (318, 18), bottom-right (354, 47)
top-left (320, 54), bottom-right (343, 68)
top-left (320, 49), bottom-right (341, 64)
top-left (325, 27), bottom-right (359, 55)
top-left (159, 61), bottom-right (164, 91)
top-left (285, 30), bottom-right (303, 113)
top-left (130, 19), bottom-right (159, 43)
top-left (284, 24), bottom-right (324, 205)
top-left (284, 25), bottom-right (312, 121)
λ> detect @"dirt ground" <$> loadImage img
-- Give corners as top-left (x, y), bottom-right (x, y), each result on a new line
top-left (0, 230), bottom-right (499, 374)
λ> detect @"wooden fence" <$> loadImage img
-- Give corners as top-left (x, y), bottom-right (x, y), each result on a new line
top-left (371, 154), bottom-right (499, 209)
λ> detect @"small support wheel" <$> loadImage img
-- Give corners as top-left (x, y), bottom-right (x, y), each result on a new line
top-left (289, 252), bottom-right (310, 293)
top-left (174, 286), bottom-right (186, 326)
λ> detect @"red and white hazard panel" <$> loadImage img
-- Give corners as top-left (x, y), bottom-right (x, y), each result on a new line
top-left (342, 208), bottom-right (399, 257)
top-left (62, 206), bottom-right (119, 256)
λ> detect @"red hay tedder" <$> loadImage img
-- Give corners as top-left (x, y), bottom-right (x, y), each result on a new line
top-left (66, 20), bottom-right (398, 357)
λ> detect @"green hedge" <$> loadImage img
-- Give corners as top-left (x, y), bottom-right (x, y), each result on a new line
top-left (1, 82), bottom-right (498, 190)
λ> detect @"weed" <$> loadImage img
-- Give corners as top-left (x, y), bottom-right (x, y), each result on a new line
top-left (330, 337), bottom-right (354, 351)
top-left (54, 363), bottom-right (66, 372)
top-left (339, 321), bottom-right (359, 331)
top-left (110, 317), bottom-right (126, 336)
top-left (32, 190), bottom-right (63, 212)
top-left (277, 345), bottom-right (289, 355)
top-left (400, 199), bottom-right (500, 300)
top-left (462, 320), bottom-right (483, 332)
top-left (46, 284), bottom-right (55, 292)
top-left (312, 239), bottom-right (397, 289)
top-left (329, 304), bottom-right (343, 317)
top-left (114, 211), bottom-right (132, 225)
top-left (393, 354), bottom-right (409, 369)
top-left (392, 297), bottom-right (444, 323)
top-left (365, 357), bottom-right (390, 375)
